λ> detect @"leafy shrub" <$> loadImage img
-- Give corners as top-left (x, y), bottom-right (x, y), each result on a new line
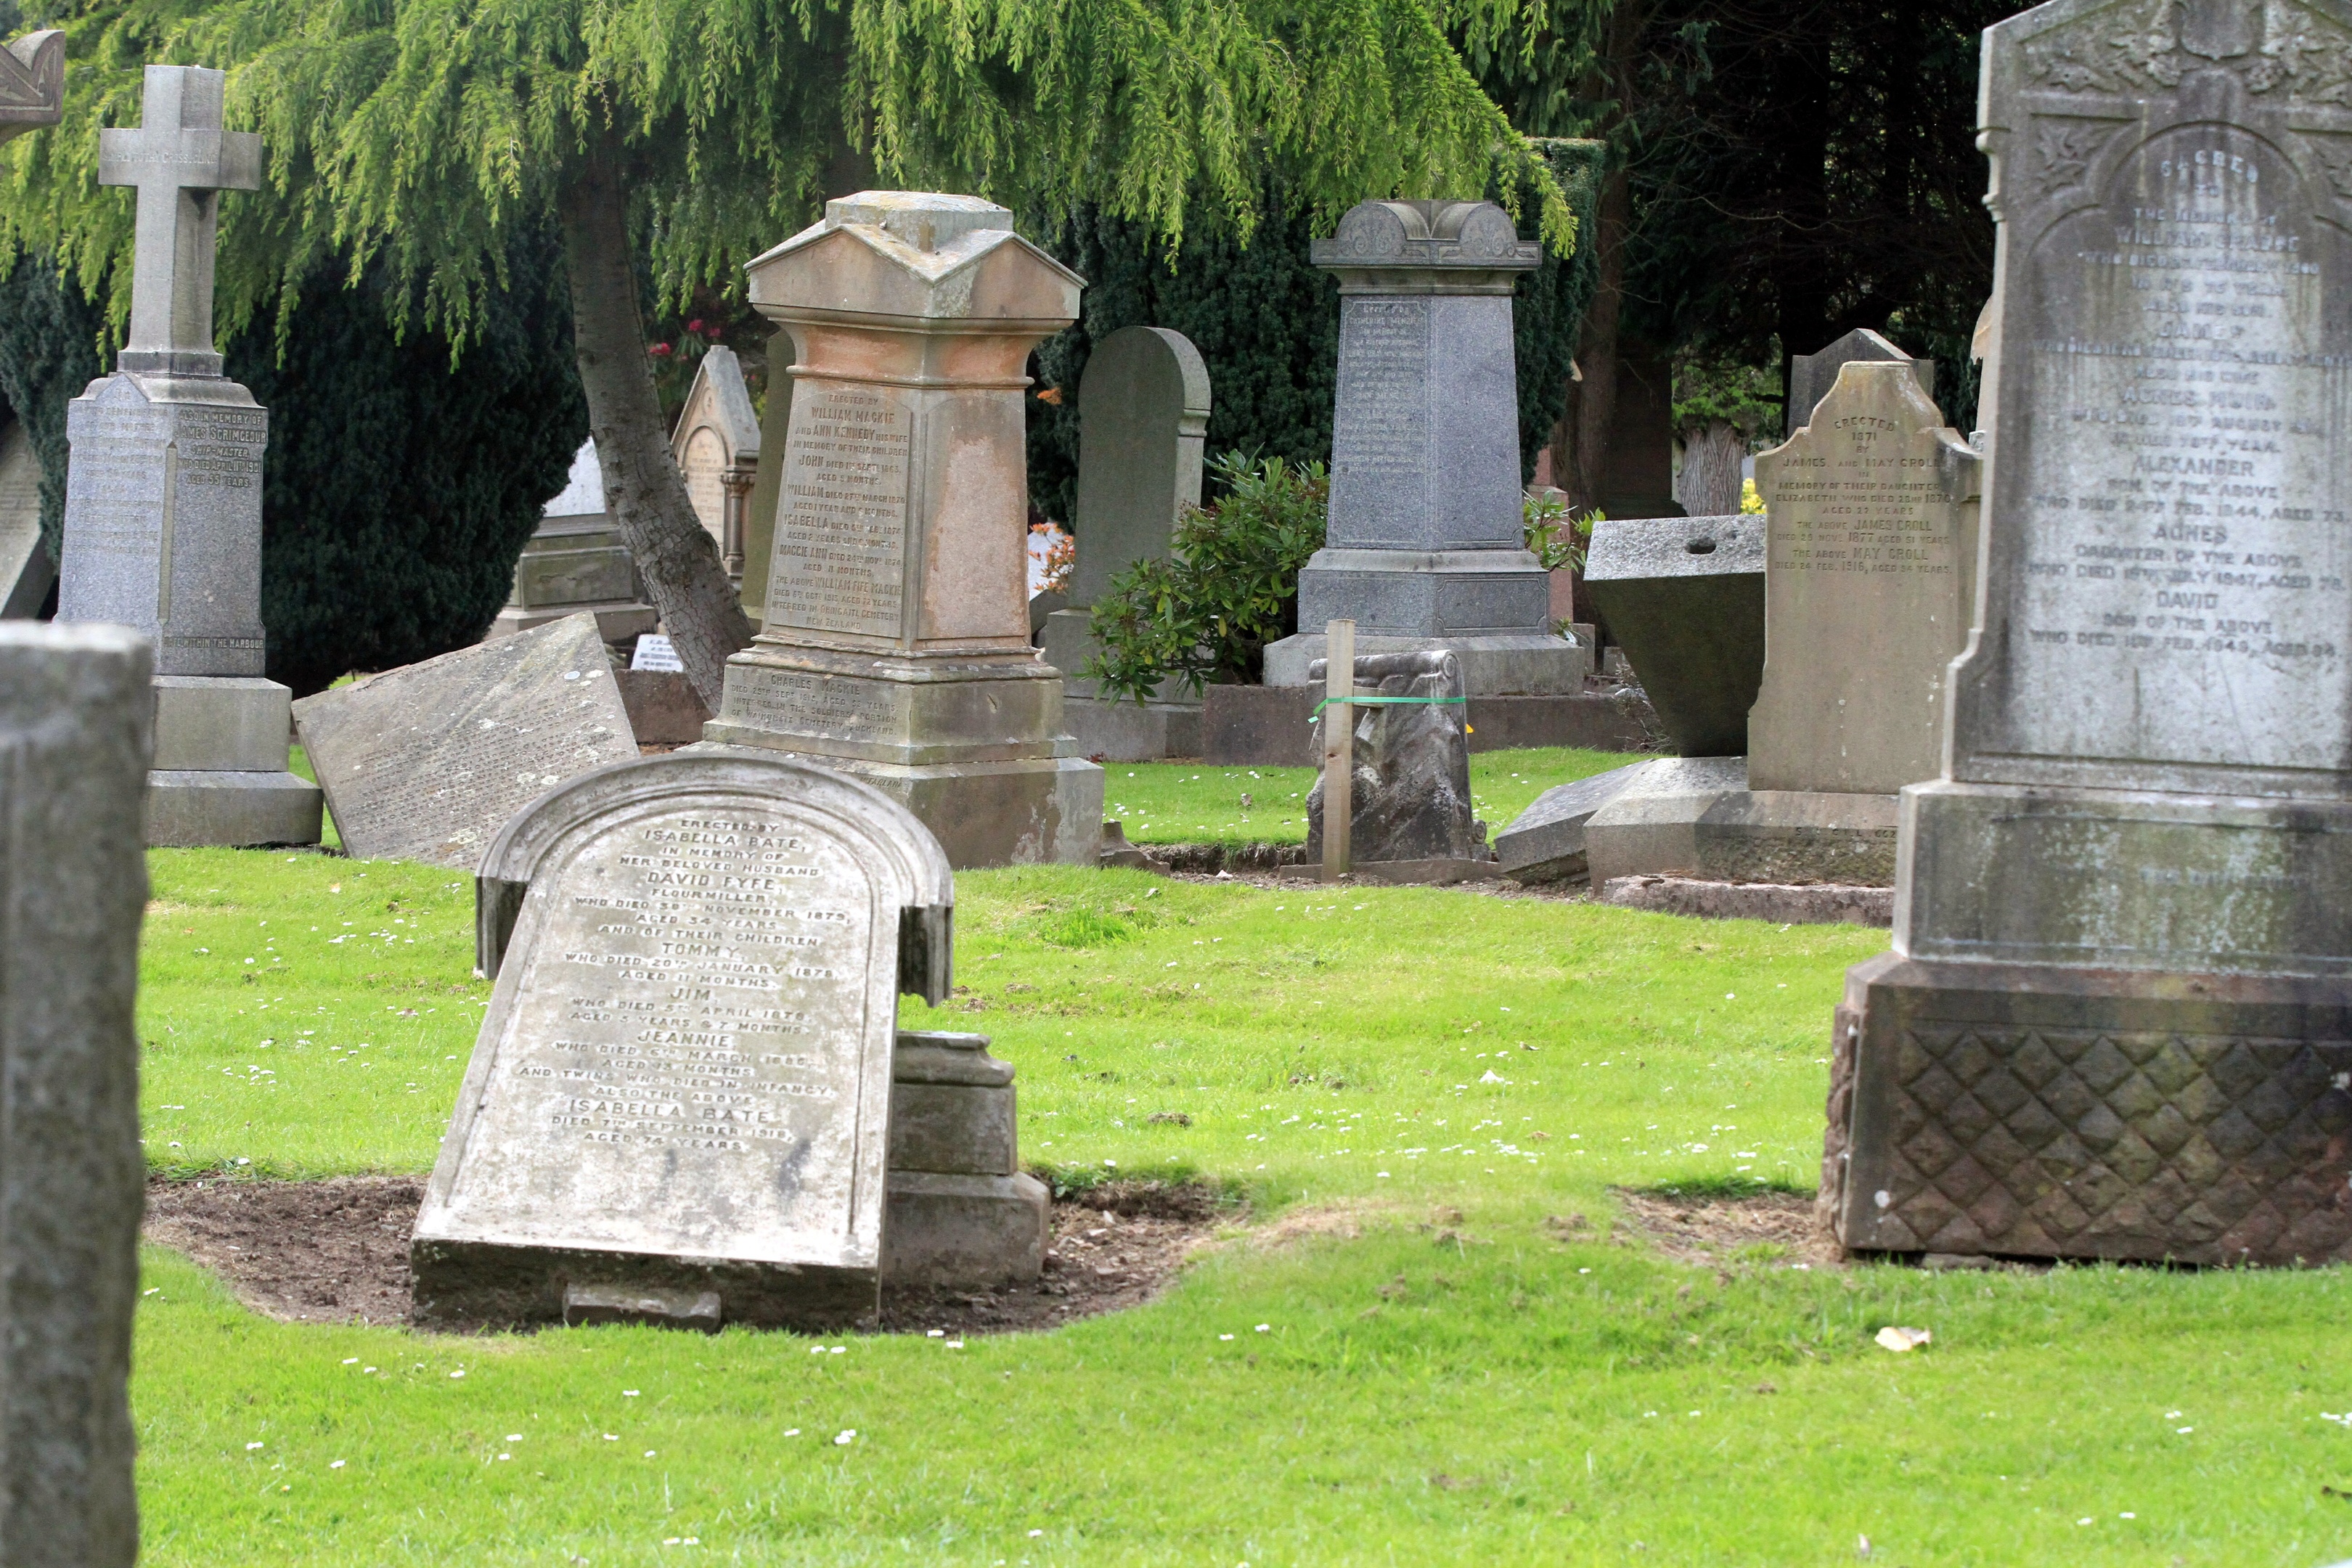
top-left (1082, 452), bottom-right (1327, 702)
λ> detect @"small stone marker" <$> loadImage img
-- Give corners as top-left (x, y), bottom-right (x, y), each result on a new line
top-left (1750, 362), bottom-right (1980, 793)
top-left (413, 750), bottom-right (955, 1328)
top-left (292, 613), bottom-right (636, 867)
top-left (1785, 327), bottom-right (1935, 433)
top-left (0, 29), bottom-right (64, 144)
top-left (1304, 648), bottom-right (1487, 873)
top-left (0, 622), bottom-right (152, 1567)
top-left (0, 417), bottom-right (55, 618)
top-left (1825, 0), bottom-right (2352, 1267)
top-left (669, 346), bottom-right (761, 577)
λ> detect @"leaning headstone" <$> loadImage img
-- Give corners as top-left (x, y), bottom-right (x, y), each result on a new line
top-left (1261, 200), bottom-right (1592, 697)
top-left (1824, 0), bottom-right (2352, 1267)
top-left (669, 346), bottom-right (761, 578)
top-left (415, 750), bottom-right (956, 1328)
top-left (1038, 325), bottom-right (1212, 760)
top-left (707, 192), bottom-right (1103, 869)
top-left (0, 417), bottom-right (55, 618)
top-left (1786, 328), bottom-right (1935, 433)
top-left (1578, 513), bottom-right (1765, 756)
top-left (292, 613), bottom-right (637, 867)
top-left (1302, 650), bottom-right (1490, 875)
top-left (491, 438), bottom-right (658, 644)
top-left (0, 28), bottom-right (63, 144)
top-left (1750, 361), bottom-right (1980, 793)
top-left (55, 64), bottom-right (321, 849)
top-left (0, 622), bottom-right (151, 1567)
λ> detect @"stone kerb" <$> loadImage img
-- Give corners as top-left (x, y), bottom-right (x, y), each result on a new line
top-left (415, 751), bottom-right (954, 1329)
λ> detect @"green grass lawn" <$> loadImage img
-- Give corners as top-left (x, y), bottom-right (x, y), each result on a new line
top-left (132, 847), bottom-right (2352, 1565)
top-left (1105, 746), bottom-right (1640, 848)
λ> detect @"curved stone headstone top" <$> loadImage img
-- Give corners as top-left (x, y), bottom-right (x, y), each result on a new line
top-left (746, 189), bottom-right (1083, 324)
top-left (1312, 199), bottom-right (1540, 274)
top-left (1068, 326), bottom-right (1211, 607)
top-left (416, 750), bottom-right (955, 1328)
top-left (1786, 327), bottom-right (1936, 434)
top-left (0, 30), bottom-right (63, 144)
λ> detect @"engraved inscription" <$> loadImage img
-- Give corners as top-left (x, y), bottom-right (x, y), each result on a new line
top-left (767, 381), bottom-right (912, 637)
top-left (725, 669), bottom-right (897, 738)
top-left (1331, 299), bottom-right (1429, 478)
top-left (1768, 420), bottom-right (1960, 583)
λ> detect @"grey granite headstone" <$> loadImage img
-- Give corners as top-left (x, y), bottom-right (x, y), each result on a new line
top-left (0, 418), bottom-right (54, 618)
top-left (292, 612), bottom-right (637, 867)
top-left (1579, 513), bottom-right (1765, 756)
top-left (1824, 0), bottom-right (2352, 1268)
top-left (0, 30), bottom-right (64, 145)
top-left (0, 623), bottom-right (152, 1568)
top-left (413, 750), bottom-right (955, 1328)
top-left (1303, 650), bottom-right (1485, 864)
top-left (1040, 325), bottom-right (1212, 759)
top-left (54, 65), bottom-right (320, 849)
top-left (1786, 328), bottom-right (1935, 433)
top-left (1261, 200), bottom-right (1591, 696)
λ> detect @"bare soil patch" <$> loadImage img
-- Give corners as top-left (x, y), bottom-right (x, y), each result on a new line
top-left (142, 1175), bottom-right (1223, 1335)
top-left (1609, 1186), bottom-right (1846, 1270)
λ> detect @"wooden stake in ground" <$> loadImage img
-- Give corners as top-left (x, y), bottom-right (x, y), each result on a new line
top-left (1322, 618), bottom-right (1355, 882)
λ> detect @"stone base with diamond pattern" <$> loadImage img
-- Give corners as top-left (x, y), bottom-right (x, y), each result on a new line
top-left (1821, 952), bottom-right (2352, 1266)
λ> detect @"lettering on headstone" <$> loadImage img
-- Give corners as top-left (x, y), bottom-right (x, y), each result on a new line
top-left (1331, 299), bottom-right (1430, 479)
top-left (766, 380), bottom-right (913, 637)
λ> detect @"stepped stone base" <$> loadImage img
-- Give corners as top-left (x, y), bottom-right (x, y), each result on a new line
top-left (147, 769), bottom-right (323, 848)
top-left (1578, 757), bottom-right (1897, 888)
top-left (147, 676), bottom-right (322, 846)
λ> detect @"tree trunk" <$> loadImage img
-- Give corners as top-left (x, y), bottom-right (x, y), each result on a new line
top-left (557, 148), bottom-right (751, 709)
top-left (1675, 420), bottom-right (1746, 517)
top-left (1567, 161), bottom-right (1630, 516)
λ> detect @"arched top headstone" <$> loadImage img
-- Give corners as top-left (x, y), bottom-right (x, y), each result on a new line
top-left (1067, 326), bottom-right (1211, 607)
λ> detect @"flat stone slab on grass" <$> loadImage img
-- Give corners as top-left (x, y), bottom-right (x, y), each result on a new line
top-left (1493, 760), bottom-right (1653, 884)
top-left (1600, 875), bottom-right (1892, 928)
top-left (291, 612), bottom-right (636, 868)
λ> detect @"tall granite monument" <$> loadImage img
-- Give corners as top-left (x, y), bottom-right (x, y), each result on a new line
top-left (1824, 0), bottom-right (2352, 1266)
top-left (56, 65), bottom-right (321, 847)
top-left (1039, 325), bottom-right (1212, 761)
top-left (1262, 200), bottom-right (1590, 697)
top-left (705, 192), bottom-right (1103, 869)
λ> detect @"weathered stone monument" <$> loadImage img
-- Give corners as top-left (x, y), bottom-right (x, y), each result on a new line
top-left (1262, 200), bottom-right (1592, 700)
top-left (1824, 0), bottom-right (2352, 1266)
top-left (414, 751), bottom-right (963, 1327)
top-left (0, 28), bottom-right (63, 144)
top-left (1579, 512), bottom-right (1765, 756)
top-left (292, 613), bottom-right (637, 867)
top-left (56, 65), bottom-right (322, 849)
top-left (1787, 327), bottom-right (1936, 432)
top-left (0, 622), bottom-right (150, 1567)
top-left (1040, 325), bottom-right (1212, 761)
top-left (705, 192), bottom-right (1103, 869)
top-left (670, 346), bottom-right (761, 581)
top-left (0, 418), bottom-right (54, 618)
top-left (491, 438), bottom-right (659, 643)
top-left (1302, 649), bottom-right (1490, 876)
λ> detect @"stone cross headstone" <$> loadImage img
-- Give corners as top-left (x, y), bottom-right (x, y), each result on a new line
top-left (707, 191), bottom-right (1103, 869)
top-left (0, 30), bottom-right (64, 146)
top-left (1039, 324), bottom-right (1212, 759)
top-left (1262, 200), bottom-right (1591, 697)
top-left (0, 622), bottom-right (151, 1568)
top-left (669, 346), bottom-right (761, 577)
top-left (0, 418), bottom-right (55, 618)
top-left (412, 750), bottom-right (954, 1328)
top-left (1749, 362), bottom-right (1980, 793)
top-left (56, 65), bottom-right (320, 848)
top-left (492, 438), bottom-right (658, 643)
top-left (292, 612), bottom-right (639, 868)
top-left (1824, 0), bottom-right (2352, 1267)
top-left (1786, 328), bottom-right (1936, 434)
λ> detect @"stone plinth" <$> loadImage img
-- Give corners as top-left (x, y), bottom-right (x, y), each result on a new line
top-left (885, 1031), bottom-right (1048, 1287)
top-left (1822, 0), bottom-right (2352, 1267)
top-left (491, 438), bottom-right (658, 643)
top-left (1579, 513), bottom-right (1764, 756)
top-left (0, 623), bottom-right (150, 1567)
top-left (1042, 325), bottom-right (1212, 761)
top-left (417, 751), bottom-right (955, 1329)
top-left (706, 192), bottom-right (1103, 868)
top-left (1262, 200), bottom-right (1589, 697)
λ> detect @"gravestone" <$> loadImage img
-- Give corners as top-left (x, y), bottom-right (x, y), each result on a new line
top-left (0, 623), bottom-right (151, 1567)
top-left (706, 192), bottom-right (1103, 869)
top-left (491, 438), bottom-right (658, 644)
top-left (1750, 361), bottom-right (1980, 793)
top-left (0, 418), bottom-right (54, 617)
top-left (55, 65), bottom-right (322, 849)
top-left (1302, 650), bottom-right (1487, 870)
top-left (669, 346), bottom-right (761, 579)
top-left (1824, 0), bottom-right (2352, 1267)
top-left (1261, 200), bottom-right (1593, 696)
top-left (1038, 326), bottom-right (1212, 760)
top-left (1578, 513), bottom-right (1765, 756)
top-left (1786, 328), bottom-right (1937, 433)
top-left (415, 750), bottom-right (956, 1327)
top-left (292, 613), bottom-right (637, 867)
top-left (0, 28), bottom-right (63, 144)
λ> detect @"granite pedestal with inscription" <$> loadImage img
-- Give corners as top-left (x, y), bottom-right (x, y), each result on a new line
top-left (292, 613), bottom-right (639, 870)
top-left (492, 438), bottom-right (660, 645)
top-left (0, 624), bottom-right (152, 1568)
top-left (1039, 326), bottom-right (1213, 761)
top-left (1823, 0), bottom-right (2352, 1267)
top-left (415, 751), bottom-right (957, 1328)
top-left (1261, 200), bottom-right (1593, 696)
top-left (704, 193), bottom-right (1103, 869)
top-left (54, 65), bottom-right (320, 848)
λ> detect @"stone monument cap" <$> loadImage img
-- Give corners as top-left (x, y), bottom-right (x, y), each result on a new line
top-left (0, 29), bottom-right (64, 144)
top-left (747, 189), bottom-right (1080, 322)
top-left (825, 190), bottom-right (1016, 251)
top-left (1310, 198), bottom-right (1540, 287)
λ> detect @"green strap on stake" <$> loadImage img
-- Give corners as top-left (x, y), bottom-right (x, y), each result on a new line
top-left (1307, 695), bottom-right (1469, 725)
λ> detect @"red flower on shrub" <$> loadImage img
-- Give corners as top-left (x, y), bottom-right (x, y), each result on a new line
top-left (649, 342), bottom-right (674, 357)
